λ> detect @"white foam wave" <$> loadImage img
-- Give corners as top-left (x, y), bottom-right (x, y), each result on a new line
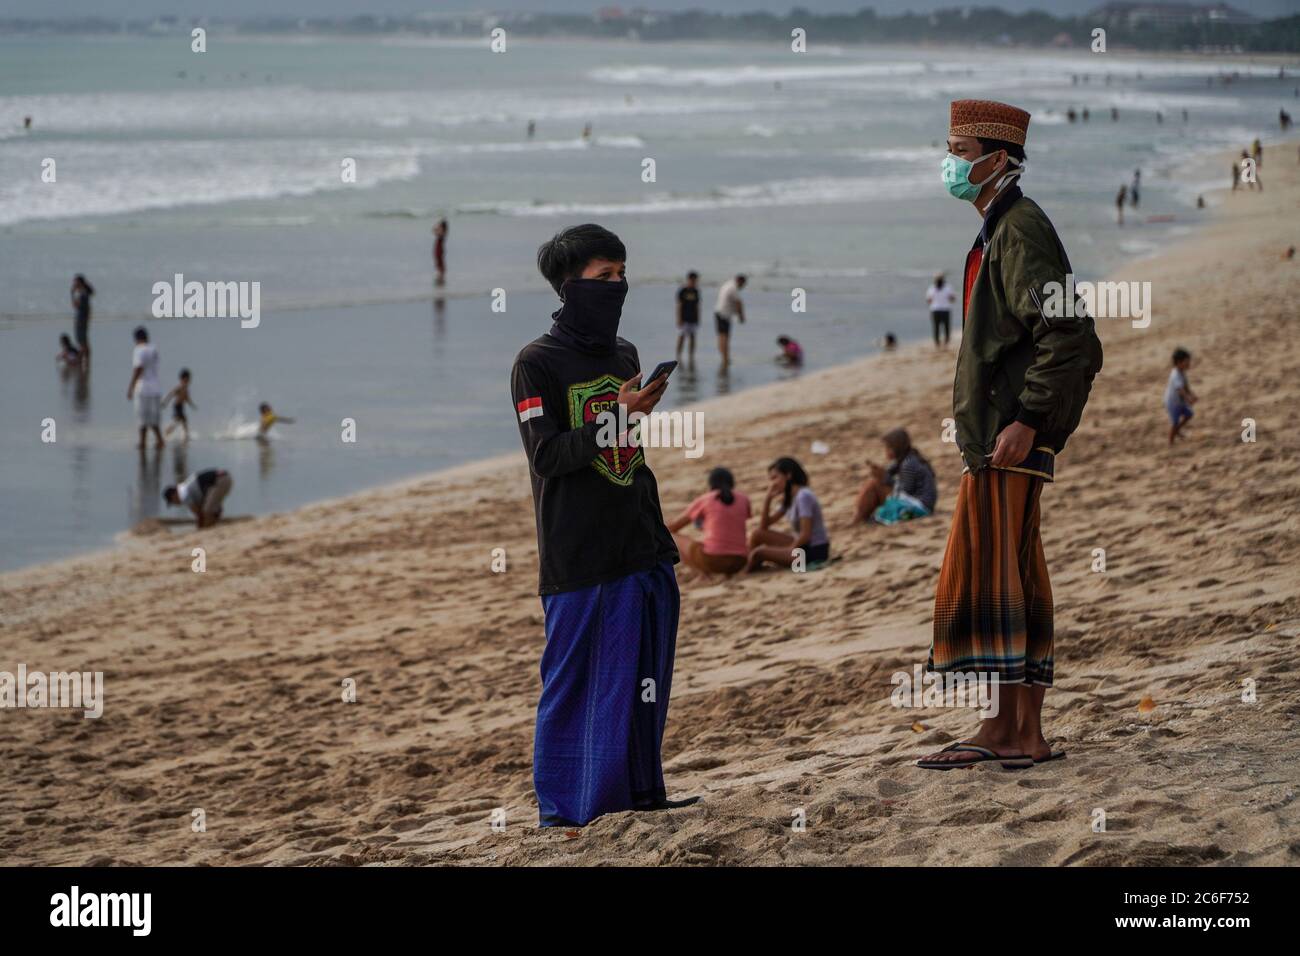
top-left (464, 173), bottom-right (931, 218)
top-left (0, 139), bottom-right (422, 227)
top-left (589, 61), bottom-right (939, 87)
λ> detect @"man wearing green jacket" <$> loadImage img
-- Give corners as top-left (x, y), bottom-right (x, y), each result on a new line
top-left (919, 100), bottom-right (1103, 771)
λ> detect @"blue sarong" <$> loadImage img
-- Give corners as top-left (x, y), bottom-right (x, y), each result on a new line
top-left (872, 491), bottom-right (932, 526)
top-left (534, 561), bottom-right (679, 826)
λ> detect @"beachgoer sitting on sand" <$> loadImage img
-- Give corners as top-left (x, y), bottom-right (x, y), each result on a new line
top-left (746, 457), bottom-right (829, 571)
top-left (667, 467), bottom-right (751, 578)
top-left (1165, 347), bottom-right (1197, 444)
top-left (163, 468), bottom-right (233, 529)
top-left (258, 402), bottom-right (295, 437)
top-left (853, 427), bottom-right (939, 524)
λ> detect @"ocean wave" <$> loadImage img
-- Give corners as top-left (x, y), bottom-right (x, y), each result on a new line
top-left (836, 146), bottom-right (941, 163)
top-left (460, 173), bottom-right (932, 218)
top-left (0, 86), bottom-right (764, 135)
top-left (0, 139), bottom-right (422, 227)
top-left (589, 61), bottom-right (938, 87)
top-left (0, 129), bottom-right (655, 227)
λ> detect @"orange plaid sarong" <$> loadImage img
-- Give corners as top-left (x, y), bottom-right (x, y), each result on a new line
top-left (929, 469), bottom-right (1054, 685)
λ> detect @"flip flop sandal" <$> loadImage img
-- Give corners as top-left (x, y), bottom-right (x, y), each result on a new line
top-left (1033, 749), bottom-right (1067, 764)
top-left (916, 743), bottom-right (1034, 771)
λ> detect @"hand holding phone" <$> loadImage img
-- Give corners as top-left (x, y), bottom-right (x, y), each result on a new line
top-left (643, 360), bottom-right (678, 389)
top-left (619, 361), bottom-right (676, 418)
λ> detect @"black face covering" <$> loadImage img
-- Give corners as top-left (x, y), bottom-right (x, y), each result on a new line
top-left (548, 278), bottom-right (628, 355)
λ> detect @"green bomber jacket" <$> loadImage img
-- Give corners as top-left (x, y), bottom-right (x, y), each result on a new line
top-left (954, 185), bottom-right (1104, 472)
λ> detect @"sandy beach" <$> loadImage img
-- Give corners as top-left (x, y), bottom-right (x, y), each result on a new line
top-left (3, 148), bottom-right (1298, 867)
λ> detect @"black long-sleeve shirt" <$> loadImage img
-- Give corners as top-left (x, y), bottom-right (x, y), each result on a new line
top-left (510, 332), bottom-right (678, 595)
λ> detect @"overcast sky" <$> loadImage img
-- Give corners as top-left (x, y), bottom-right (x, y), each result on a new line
top-left (2, 2), bottom-right (1296, 22)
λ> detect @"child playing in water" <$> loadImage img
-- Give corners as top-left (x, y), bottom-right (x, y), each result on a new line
top-left (258, 402), bottom-right (295, 437)
top-left (56, 334), bottom-right (80, 366)
top-left (163, 368), bottom-right (196, 441)
top-left (775, 336), bottom-right (803, 367)
top-left (1165, 348), bottom-right (1197, 444)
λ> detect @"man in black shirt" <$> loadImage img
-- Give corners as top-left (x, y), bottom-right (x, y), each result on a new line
top-left (675, 270), bottom-right (701, 366)
top-left (510, 223), bottom-right (694, 827)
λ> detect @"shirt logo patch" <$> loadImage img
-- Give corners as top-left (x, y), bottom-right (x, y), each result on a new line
top-left (517, 396), bottom-right (544, 423)
top-left (567, 374), bottom-right (643, 487)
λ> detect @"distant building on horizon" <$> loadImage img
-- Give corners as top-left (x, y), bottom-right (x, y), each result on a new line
top-left (1089, 3), bottom-right (1259, 28)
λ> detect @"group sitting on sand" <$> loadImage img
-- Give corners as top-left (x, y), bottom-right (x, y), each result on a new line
top-left (669, 431), bottom-right (939, 582)
top-left (669, 457), bottom-right (835, 579)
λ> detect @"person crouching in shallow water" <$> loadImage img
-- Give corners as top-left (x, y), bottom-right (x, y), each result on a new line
top-left (917, 100), bottom-right (1103, 771)
top-left (510, 223), bottom-right (698, 827)
top-left (163, 468), bottom-right (233, 529)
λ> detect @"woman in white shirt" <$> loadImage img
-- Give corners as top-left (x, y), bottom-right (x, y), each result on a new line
top-left (925, 273), bottom-right (956, 347)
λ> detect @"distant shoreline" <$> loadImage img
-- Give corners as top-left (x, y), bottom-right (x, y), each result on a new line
top-left (4, 31), bottom-right (1300, 62)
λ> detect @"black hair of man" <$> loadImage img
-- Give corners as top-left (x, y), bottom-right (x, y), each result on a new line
top-left (976, 137), bottom-right (1027, 163)
top-left (133, 326), bottom-right (148, 343)
top-left (536, 223), bottom-right (627, 296)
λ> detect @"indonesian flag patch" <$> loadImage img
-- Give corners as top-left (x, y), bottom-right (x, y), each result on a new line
top-left (517, 396), bottom-right (544, 423)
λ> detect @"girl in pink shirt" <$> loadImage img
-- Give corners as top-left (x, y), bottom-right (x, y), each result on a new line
top-left (666, 468), bottom-right (751, 578)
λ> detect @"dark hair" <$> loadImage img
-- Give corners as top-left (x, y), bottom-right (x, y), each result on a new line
top-left (882, 427), bottom-right (912, 462)
top-left (259, 402), bottom-right (271, 413)
top-left (133, 326), bottom-right (148, 342)
top-left (776, 335), bottom-right (790, 345)
top-left (882, 427), bottom-right (931, 472)
top-left (537, 223), bottom-right (626, 296)
top-left (1172, 348), bottom-right (1191, 364)
top-left (770, 457), bottom-right (809, 512)
top-left (708, 467), bottom-right (735, 506)
top-left (162, 486), bottom-right (178, 504)
top-left (687, 270), bottom-right (699, 280)
top-left (735, 274), bottom-right (747, 285)
top-left (976, 137), bottom-right (1027, 163)
top-left (179, 368), bottom-right (191, 379)
top-left (60, 333), bottom-right (74, 347)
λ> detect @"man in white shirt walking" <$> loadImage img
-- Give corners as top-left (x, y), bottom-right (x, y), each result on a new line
top-left (713, 273), bottom-right (746, 369)
top-left (126, 325), bottom-right (165, 450)
top-left (925, 273), bottom-right (956, 347)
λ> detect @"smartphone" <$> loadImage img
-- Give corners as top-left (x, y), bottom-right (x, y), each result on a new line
top-left (642, 361), bottom-right (678, 389)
